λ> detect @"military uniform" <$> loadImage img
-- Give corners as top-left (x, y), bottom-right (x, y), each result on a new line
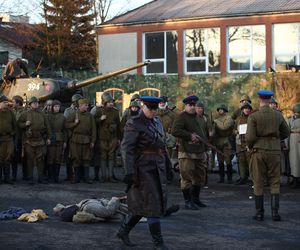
top-left (246, 90), bottom-right (290, 221)
top-left (172, 95), bottom-right (207, 210)
top-left (47, 104), bottom-right (66, 183)
top-left (0, 95), bottom-right (17, 184)
top-left (2, 58), bottom-right (29, 82)
top-left (214, 104), bottom-right (234, 183)
top-left (66, 100), bottom-right (96, 183)
top-left (94, 93), bottom-right (121, 182)
top-left (18, 97), bottom-right (51, 183)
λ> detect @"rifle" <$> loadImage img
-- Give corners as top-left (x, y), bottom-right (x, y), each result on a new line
top-left (31, 57), bottom-right (43, 77)
top-left (193, 134), bottom-right (225, 157)
top-left (231, 149), bottom-right (248, 156)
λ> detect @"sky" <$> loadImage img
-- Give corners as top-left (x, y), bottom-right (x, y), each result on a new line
top-left (0, 0), bottom-right (153, 23)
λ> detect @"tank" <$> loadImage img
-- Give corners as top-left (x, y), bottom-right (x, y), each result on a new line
top-left (0, 61), bottom-right (150, 103)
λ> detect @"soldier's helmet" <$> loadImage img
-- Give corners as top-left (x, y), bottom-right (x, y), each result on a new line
top-left (196, 101), bottom-right (204, 108)
top-left (240, 101), bottom-right (252, 110)
top-left (129, 101), bottom-right (140, 108)
top-left (28, 96), bottom-right (39, 104)
top-left (71, 94), bottom-right (83, 103)
top-left (240, 94), bottom-right (251, 103)
top-left (293, 103), bottom-right (300, 113)
top-left (270, 97), bottom-right (278, 104)
top-left (130, 93), bottom-right (140, 101)
top-left (101, 92), bottom-right (114, 104)
top-left (45, 99), bottom-right (53, 106)
top-left (217, 104), bottom-right (228, 112)
top-left (52, 100), bottom-right (61, 106)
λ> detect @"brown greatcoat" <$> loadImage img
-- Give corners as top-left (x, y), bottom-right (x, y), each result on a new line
top-left (121, 111), bottom-right (168, 217)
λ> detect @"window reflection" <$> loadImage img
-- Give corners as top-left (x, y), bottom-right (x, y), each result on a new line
top-left (228, 25), bottom-right (265, 72)
top-left (185, 28), bottom-right (220, 73)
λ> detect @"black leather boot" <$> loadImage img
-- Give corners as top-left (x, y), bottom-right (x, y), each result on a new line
top-left (218, 163), bottom-right (225, 183)
top-left (3, 163), bottom-right (13, 184)
top-left (271, 194), bottom-right (281, 221)
top-left (182, 188), bottom-right (199, 210)
top-left (54, 164), bottom-right (61, 183)
top-left (227, 164), bottom-right (233, 184)
top-left (94, 165), bottom-right (100, 181)
top-left (253, 195), bottom-right (264, 221)
top-left (84, 167), bottom-right (92, 184)
top-left (0, 165), bottom-right (3, 184)
top-left (192, 185), bottom-right (207, 207)
top-left (116, 213), bottom-right (141, 246)
top-left (11, 162), bottom-right (18, 181)
top-left (148, 222), bottom-right (169, 250)
top-left (292, 177), bottom-right (300, 189)
top-left (73, 167), bottom-right (81, 183)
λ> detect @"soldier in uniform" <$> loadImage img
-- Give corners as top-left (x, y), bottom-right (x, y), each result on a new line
top-left (117, 96), bottom-right (169, 249)
top-left (0, 95), bottom-right (17, 184)
top-left (172, 95), bottom-right (208, 210)
top-left (269, 97), bottom-right (279, 111)
top-left (122, 93), bottom-right (140, 120)
top-left (11, 95), bottom-right (27, 181)
top-left (94, 92), bottom-right (121, 182)
top-left (63, 94), bottom-right (83, 181)
top-left (232, 94), bottom-right (252, 120)
top-left (246, 90), bottom-right (290, 221)
top-left (214, 104), bottom-right (235, 183)
top-left (18, 96), bottom-right (51, 184)
top-left (234, 101), bottom-right (252, 185)
top-left (47, 100), bottom-right (66, 183)
top-left (120, 100), bottom-right (140, 135)
top-left (1, 58), bottom-right (29, 83)
top-left (66, 98), bottom-right (96, 183)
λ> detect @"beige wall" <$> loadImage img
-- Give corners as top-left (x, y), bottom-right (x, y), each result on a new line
top-left (98, 32), bottom-right (137, 74)
top-left (0, 38), bottom-right (22, 65)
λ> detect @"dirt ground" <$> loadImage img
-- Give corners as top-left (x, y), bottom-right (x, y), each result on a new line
top-left (0, 168), bottom-right (300, 250)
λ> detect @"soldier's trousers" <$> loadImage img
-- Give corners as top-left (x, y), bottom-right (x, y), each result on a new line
top-left (179, 153), bottom-right (207, 190)
top-left (70, 142), bottom-right (92, 168)
top-left (25, 144), bottom-right (46, 180)
top-left (237, 145), bottom-right (250, 179)
top-left (47, 143), bottom-right (64, 165)
top-left (99, 139), bottom-right (118, 160)
top-left (249, 149), bottom-right (281, 195)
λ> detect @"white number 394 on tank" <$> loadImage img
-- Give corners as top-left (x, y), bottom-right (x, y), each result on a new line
top-left (27, 83), bottom-right (40, 91)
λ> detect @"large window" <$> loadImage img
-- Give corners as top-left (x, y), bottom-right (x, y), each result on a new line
top-left (143, 31), bottom-right (178, 74)
top-left (0, 51), bottom-right (8, 66)
top-left (228, 25), bottom-right (266, 72)
top-left (185, 28), bottom-right (220, 74)
top-left (273, 23), bottom-right (300, 66)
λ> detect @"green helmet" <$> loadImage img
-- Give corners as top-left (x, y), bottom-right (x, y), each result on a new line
top-left (240, 101), bottom-right (252, 110)
top-left (196, 101), bottom-right (204, 108)
top-left (217, 104), bottom-right (228, 112)
top-left (101, 92), bottom-right (114, 104)
top-left (71, 94), bottom-right (83, 103)
top-left (130, 93), bottom-right (140, 101)
top-left (293, 103), bottom-right (300, 113)
top-left (129, 101), bottom-right (140, 108)
top-left (28, 96), bottom-right (39, 104)
top-left (270, 97), bottom-right (278, 104)
top-left (240, 94), bottom-right (251, 103)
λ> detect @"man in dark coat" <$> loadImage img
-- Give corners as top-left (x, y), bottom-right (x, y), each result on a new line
top-left (117, 96), bottom-right (169, 250)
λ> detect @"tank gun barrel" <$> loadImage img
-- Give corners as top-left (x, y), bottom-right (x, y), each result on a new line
top-left (68, 60), bottom-right (150, 89)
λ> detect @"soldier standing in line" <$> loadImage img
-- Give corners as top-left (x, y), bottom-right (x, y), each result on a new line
top-left (11, 95), bottom-right (27, 181)
top-left (66, 98), bottom-right (96, 184)
top-left (120, 100), bottom-right (140, 136)
top-left (246, 90), bottom-right (290, 221)
top-left (214, 104), bottom-right (235, 184)
top-left (172, 95), bottom-right (208, 210)
top-left (122, 93), bottom-right (140, 120)
top-left (117, 96), bottom-right (169, 249)
top-left (18, 96), bottom-right (51, 184)
top-left (63, 94), bottom-right (83, 181)
top-left (0, 95), bottom-right (17, 184)
top-left (269, 97), bottom-right (279, 111)
top-left (234, 101), bottom-right (252, 185)
top-left (47, 100), bottom-right (67, 183)
top-left (94, 92), bottom-right (121, 183)
top-left (232, 94), bottom-right (252, 120)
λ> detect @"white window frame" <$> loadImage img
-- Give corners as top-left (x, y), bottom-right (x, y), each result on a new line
top-left (272, 23), bottom-right (300, 68)
top-left (142, 31), bottom-right (177, 75)
top-left (184, 28), bottom-right (220, 75)
top-left (227, 25), bottom-right (266, 73)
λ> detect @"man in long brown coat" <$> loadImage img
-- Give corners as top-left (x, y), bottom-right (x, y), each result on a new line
top-left (246, 90), bottom-right (290, 221)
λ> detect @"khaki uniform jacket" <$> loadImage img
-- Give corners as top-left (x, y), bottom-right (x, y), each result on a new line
top-left (157, 108), bottom-right (177, 133)
top-left (94, 107), bottom-right (120, 140)
top-left (172, 111), bottom-right (207, 154)
top-left (18, 109), bottom-right (51, 146)
top-left (246, 106), bottom-right (290, 151)
top-left (235, 114), bottom-right (249, 147)
top-left (0, 108), bottom-right (17, 142)
top-left (66, 111), bottom-right (96, 144)
top-left (214, 113), bottom-right (234, 146)
top-left (48, 113), bottom-right (67, 144)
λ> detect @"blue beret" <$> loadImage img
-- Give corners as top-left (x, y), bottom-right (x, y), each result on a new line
top-left (183, 95), bottom-right (199, 104)
top-left (140, 96), bottom-right (162, 109)
top-left (257, 90), bottom-right (274, 99)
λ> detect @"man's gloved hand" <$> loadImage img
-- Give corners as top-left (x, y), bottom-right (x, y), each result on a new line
top-left (123, 174), bottom-right (134, 185)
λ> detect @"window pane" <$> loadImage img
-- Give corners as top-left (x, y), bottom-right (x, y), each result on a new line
top-left (275, 55), bottom-right (296, 65)
top-left (230, 57), bottom-right (250, 70)
top-left (185, 29), bottom-right (206, 57)
top-left (187, 60), bottom-right (206, 72)
top-left (166, 31), bottom-right (178, 73)
top-left (146, 61), bottom-right (164, 73)
top-left (274, 23), bottom-right (299, 55)
top-left (145, 32), bottom-right (164, 59)
top-left (228, 26), bottom-right (251, 56)
top-left (252, 25), bottom-right (266, 71)
top-left (208, 28), bottom-right (221, 72)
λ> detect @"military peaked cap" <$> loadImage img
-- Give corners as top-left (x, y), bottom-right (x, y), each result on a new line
top-left (257, 90), bottom-right (274, 99)
top-left (140, 96), bottom-right (162, 110)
